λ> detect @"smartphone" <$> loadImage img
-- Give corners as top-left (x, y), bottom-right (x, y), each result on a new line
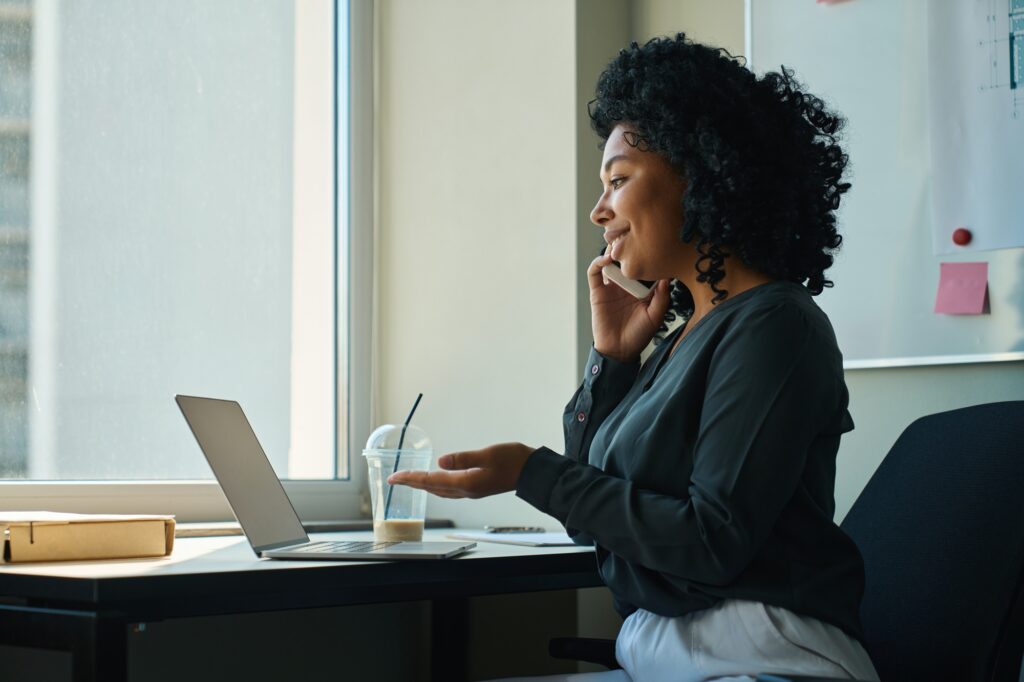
top-left (483, 526), bottom-right (545, 534)
top-left (602, 262), bottom-right (652, 299)
top-left (599, 245), bottom-right (652, 299)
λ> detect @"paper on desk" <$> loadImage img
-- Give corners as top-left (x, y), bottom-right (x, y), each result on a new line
top-left (448, 530), bottom-right (575, 547)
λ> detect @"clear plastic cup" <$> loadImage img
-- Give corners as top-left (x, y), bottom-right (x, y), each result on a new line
top-left (363, 423), bottom-right (432, 543)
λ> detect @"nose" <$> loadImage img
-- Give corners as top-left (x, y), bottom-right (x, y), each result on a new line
top-left (590, 190), bottom-right (613, 227)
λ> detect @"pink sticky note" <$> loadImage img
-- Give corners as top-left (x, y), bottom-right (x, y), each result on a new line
top-left (934, 262), bottom-right (989, 314)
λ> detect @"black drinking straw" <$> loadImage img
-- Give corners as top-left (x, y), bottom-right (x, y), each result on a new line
top-left (383, 392), bottom-right (423, 520)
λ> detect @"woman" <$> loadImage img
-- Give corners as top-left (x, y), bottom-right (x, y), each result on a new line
top-left (390, 34), bottom-right (880, 682)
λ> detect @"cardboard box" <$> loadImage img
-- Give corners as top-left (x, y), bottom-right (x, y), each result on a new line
top-left (1, 512), bottom-right (175, 564)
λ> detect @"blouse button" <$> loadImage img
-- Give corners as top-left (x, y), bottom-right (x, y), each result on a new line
top-left (576, 411), bottom-right (586, 422)
top-left (590, 364), bottom-right (600, 375)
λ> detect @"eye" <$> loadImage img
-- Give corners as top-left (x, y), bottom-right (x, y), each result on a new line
top-left (610, 176), bottom-right (626, 189)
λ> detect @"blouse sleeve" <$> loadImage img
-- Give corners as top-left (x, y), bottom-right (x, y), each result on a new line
top-left (516, 303), bottom-right (844, 584)
top-left (558, 346), bottom-right (639, 546)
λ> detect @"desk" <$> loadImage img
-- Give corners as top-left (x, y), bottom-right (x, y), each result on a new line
top-left (0, 529), bottom-right (601, 681)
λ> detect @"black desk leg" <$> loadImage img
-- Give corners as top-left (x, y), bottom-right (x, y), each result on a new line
top-left (0, 604), bottom-right (127, 682)
top-left (431, 597), bottom-right (469, 682)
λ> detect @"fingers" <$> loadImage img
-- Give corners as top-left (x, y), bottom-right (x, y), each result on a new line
top-left (646, 279), bottom-right (672, 320)
top-left (388, 444), bottom-right (527, 500)
top-left (587, 251), bottom-right (615, 289)
top-left (387, 469), bottom-right (475, 498)
top-left (437, 450), bottom-right (488, 470)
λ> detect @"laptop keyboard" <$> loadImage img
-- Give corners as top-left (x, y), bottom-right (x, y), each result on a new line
top-left (291, 540), bottom-right (399, 554)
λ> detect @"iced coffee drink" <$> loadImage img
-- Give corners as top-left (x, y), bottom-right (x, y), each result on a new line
top-left (363, 425), bottom-right (432, 544)
top-left (373, 518), bottom-right (425, 542)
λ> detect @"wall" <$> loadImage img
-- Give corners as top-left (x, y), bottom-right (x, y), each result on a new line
top-left (634, 0), bottom-right (744, 54)
top-left (375, 0), bottom-right (578, 528)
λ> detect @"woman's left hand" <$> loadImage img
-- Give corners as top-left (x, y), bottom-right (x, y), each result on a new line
top-left (387, 442), bottom-right (535, 499)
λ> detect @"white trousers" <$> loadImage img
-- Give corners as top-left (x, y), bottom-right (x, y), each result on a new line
top-left (495, 599), bottom-right (879, 682)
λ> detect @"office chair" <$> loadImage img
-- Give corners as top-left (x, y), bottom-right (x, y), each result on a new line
top-left (550, 401), bottom-right (1024, 681)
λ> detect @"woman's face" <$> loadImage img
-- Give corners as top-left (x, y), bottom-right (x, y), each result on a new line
top-left (590, 124), bottom-right (690, 282)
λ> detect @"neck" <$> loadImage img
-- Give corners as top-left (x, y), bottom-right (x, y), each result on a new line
top-left (677, 256), bottom-right (774, 324)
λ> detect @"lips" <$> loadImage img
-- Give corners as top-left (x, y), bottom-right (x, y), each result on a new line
top-left (603, 228), bottom-right (628, 245)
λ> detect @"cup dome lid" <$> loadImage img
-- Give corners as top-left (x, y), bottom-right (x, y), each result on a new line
top-left (363, 423), bottom-right (432, 452)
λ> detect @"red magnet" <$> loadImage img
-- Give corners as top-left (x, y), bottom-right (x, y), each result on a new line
top-left (952, 227), bottom-right (972, 246)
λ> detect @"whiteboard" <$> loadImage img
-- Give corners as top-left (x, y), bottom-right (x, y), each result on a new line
top-left (749, 0), bottom-right (1024, 368)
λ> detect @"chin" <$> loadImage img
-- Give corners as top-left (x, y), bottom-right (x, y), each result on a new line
top-left (620, 262), bottom-right (640, 280)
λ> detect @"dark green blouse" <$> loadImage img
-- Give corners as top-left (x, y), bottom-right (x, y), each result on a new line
top-left (516, 281), bottom-right (866, 640)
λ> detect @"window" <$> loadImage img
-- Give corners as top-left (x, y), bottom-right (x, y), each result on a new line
top-left (0, 0), bottom-right (372, 520)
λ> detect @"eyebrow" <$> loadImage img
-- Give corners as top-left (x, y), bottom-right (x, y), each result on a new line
top-left (602, 154), bottom-right (630, 176)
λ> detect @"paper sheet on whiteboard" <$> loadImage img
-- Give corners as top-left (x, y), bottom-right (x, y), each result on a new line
top-left (934, 261), bottom-right (990, 313)
top-left (928, 0), bottom-right (1024, 254)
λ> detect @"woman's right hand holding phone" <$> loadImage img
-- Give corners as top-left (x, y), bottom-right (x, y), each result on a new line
top-left (587, 250), bottom-right (671, 363)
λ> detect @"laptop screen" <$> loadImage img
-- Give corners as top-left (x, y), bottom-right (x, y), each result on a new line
top-left (176, 395), bottom-right (309, 553)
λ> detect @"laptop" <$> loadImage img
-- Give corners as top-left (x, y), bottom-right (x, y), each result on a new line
top-left (175, 395), bottom-right (475, 560)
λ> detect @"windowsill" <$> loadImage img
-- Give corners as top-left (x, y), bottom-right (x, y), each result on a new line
top-left (0, 479), bottom-right (366, 522)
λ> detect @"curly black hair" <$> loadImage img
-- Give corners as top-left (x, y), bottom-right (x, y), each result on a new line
top-left (589, 33), bottom-right (851, 340)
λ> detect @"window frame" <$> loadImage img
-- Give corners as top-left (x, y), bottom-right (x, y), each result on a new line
top-left (0, 0), bottom-right (375, 523)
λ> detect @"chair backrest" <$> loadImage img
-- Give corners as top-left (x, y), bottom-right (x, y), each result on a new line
top-left (841, 401), bottom-right (1024, 682)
